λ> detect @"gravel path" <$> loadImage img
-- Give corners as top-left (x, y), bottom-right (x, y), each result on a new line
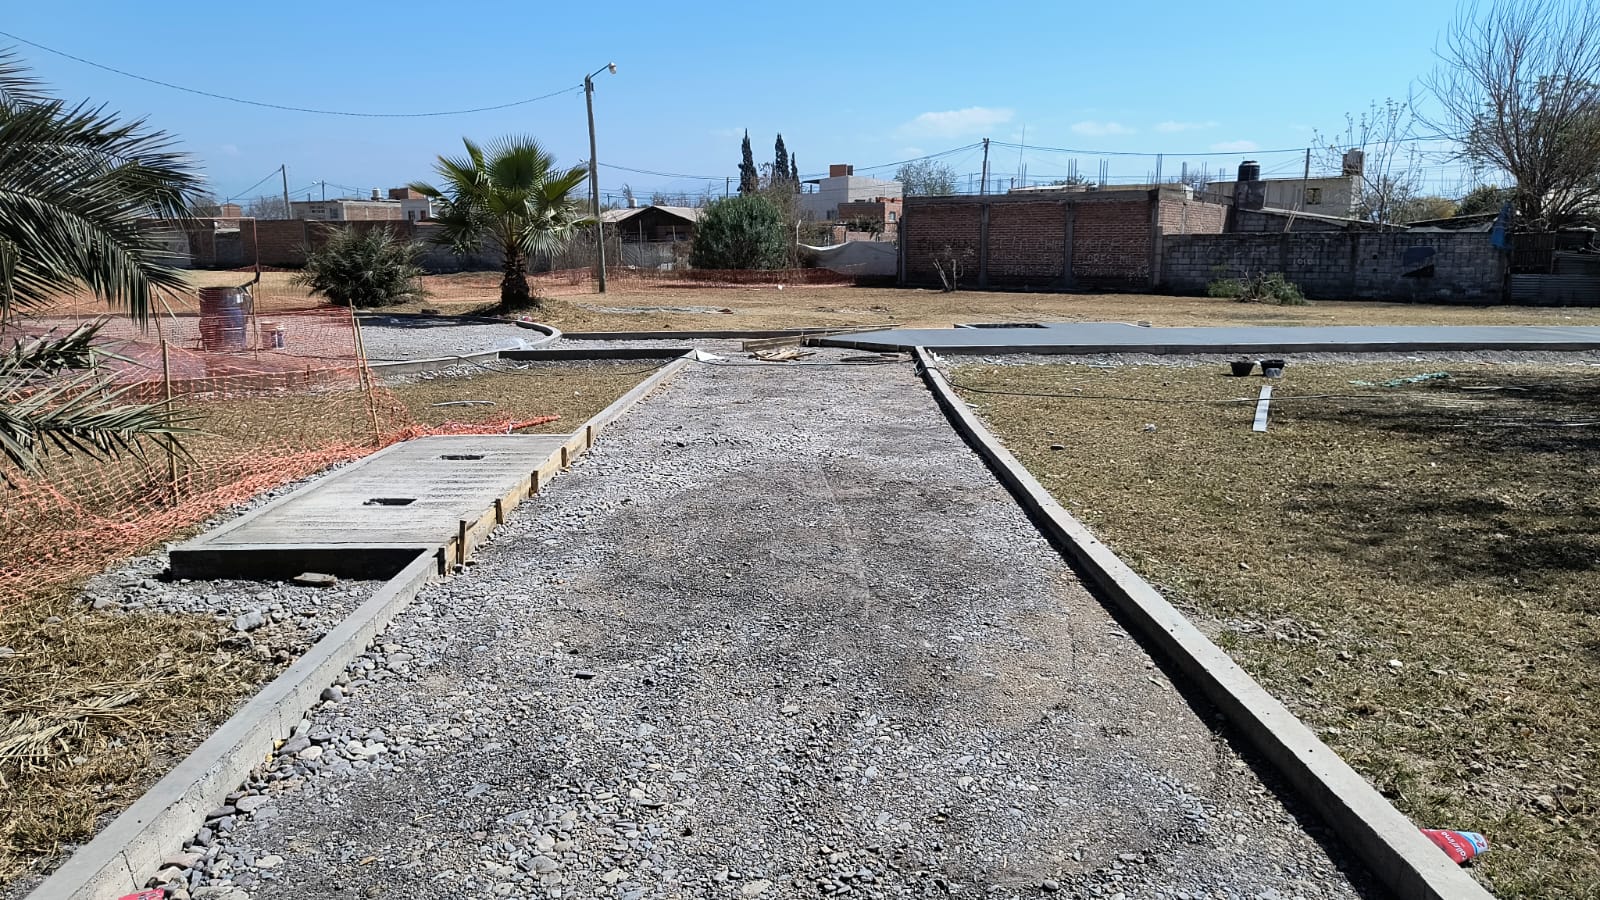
top-left (159, 350), bottom-right (1375, 900)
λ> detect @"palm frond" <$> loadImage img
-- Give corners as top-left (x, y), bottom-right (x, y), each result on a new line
top-left (0, 364), bottom-right (194, 474)
top-left (0, 59), bottom-right (201, 325)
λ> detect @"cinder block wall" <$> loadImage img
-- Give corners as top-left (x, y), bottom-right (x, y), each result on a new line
top-left (1160, 232), bottom-right (1507, 303)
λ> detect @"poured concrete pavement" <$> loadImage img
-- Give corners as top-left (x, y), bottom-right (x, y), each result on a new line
top-left (815, 321), bottom-right (1600, 354)
top-left (169, 434), bottom-right (569, 580)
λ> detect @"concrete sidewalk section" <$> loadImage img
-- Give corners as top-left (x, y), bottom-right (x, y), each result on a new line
top-left (163, 351), bottom-right (1375, 899)
top-left (816, 320), bottom-right (1600, 355)
top-left (170, 435), bottom-right (571, 581)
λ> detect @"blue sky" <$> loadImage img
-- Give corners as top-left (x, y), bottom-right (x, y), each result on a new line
top-left (3, 0), bottom-right (1472, 204)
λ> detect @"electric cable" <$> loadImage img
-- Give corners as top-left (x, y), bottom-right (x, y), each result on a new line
top-left (0, 29), bottom-right (580, 117)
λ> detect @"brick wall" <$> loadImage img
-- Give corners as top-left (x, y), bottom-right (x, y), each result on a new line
top-left (1072, 198), bottom-right (1154, 286)
top-left (1158, 197), bottom-right (1227, 234)
top-left (1160, 232), bottom-right (1506, 303)
top-left (903, 201), bottom-right (982, 286)
top-left (900, 191), bottom-right (1228, 291)
top-left (987, 201), bottom-right (1066, 285)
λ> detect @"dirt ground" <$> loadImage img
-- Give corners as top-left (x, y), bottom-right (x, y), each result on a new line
top-left (958, 359), bottom-right (1600, 900)
top-left (175, 270), bottom-right (1600, 333)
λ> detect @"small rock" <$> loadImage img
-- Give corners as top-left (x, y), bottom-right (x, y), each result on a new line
top-left (255, 854), bottom-right (283, 869)
top-left (0, 647), bottom-right (13, 658)
top-left (1388, 659), bottom-right (1404, 670)
top-left (293, 572), bottom-right (338, 587)
top-left (280, 736), bottom-right (311, 755)
top-left (320, 685), bottom-right (344, 702)
top-left (1049, 444), bottom-right (1065, 451)
top-left (298, 746), bottom-right (324, 761)
top-left (1041, 880), bottom-right (1061, 893)
top-left (231, 610), bottom-right (265, 632)
top-left (235, 794), bottom-right (270, 814)
top-left (741, 880), bottom-right (772, 898)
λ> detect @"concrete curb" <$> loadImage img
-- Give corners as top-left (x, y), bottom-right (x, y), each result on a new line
top-left (822, 335), bottom-right (1600, 355)
top-left (24, 551), bottom-right (440, 900)
top-left (25, 351), bottom-right (695, 900)
top-left (561, 323), bottom-right (898, 341)
top-left (364, 320), bottom-right (562, 378)
top-left (911, 346), bottom-right (1494, 900)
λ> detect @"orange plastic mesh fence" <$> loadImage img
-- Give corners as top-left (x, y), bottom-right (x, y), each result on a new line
top-left (1, 300), bottom-right (551, 606)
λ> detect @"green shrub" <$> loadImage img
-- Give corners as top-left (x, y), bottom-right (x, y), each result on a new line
top-left (293, 226), bottom-right (428, 308)
top-left (1206, 271), bottom-right (1308, 305)
top-left (689, 195), bottom-right (787, 270)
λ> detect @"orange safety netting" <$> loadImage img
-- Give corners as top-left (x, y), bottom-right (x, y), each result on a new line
top-left (2, 294), bottom-right (550, 606)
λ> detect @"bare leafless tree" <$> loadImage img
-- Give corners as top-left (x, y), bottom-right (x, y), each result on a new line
top-left (243, 194), bottom-right (289, 219)
top-left (1426, 0), bottom-right (1600, 227)
top-left (931, 244), bottom-right (975, 292)
top-left (1314, 98), bottom-right (1424, 224)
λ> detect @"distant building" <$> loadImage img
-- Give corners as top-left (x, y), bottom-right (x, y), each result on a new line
top-left (1207, 174), bottom-right (1362, 216)
top-left (599, 205), bottom-right (701, 242)
top-left (291, 194), bottom-right (403, 222)
top-left (219, 202), bottom-right (243, 218)
top-left (799, 164), bottom-right (902, 222)
top-left (387, 187), bottom-right (436, 223)
top-left (837, 197), bottom-right (903, 237)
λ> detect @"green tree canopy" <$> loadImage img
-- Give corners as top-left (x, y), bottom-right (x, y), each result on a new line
top-left (690, 195), bottom-right (787, 270)
top-left (738, 131), bottom-right (759, 195)
top-left (895, 159), bottom-right (958, 196)
top-left (410, 136), bottom-right (587, 309)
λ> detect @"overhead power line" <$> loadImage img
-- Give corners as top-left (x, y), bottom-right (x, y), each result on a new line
top-left (0, 29), bottom-right (580, 117)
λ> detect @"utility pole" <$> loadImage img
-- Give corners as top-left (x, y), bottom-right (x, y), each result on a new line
top-left (725, 176), bottom-right (730, 197)
top-left (280, 164), bottom-right (291, 220)
top-left (1285, 147), bottom-right (1312, 233)
top-left (979, 138), bottom-right (990, 195)
top-left (584, 62), bottom-right (617, 293)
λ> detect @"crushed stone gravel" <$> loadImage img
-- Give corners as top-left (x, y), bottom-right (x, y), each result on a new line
top-left (356, 317), bottom-right (543, 362)
top-left (152, 348), bottom-right (1376, 900)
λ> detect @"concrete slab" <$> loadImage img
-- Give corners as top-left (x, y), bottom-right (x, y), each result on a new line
top-left (169, 435), bottom-right (569, 580)
top-left (814, 321), bottom-right (1600, 354)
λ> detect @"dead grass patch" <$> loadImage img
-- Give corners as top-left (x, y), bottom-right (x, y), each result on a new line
top-left (0, 597), bottom-right (270, 886)
top-left (387, 363), bottom-right (651, 433)
top-left (958, 360), bottom-right (1600, 900)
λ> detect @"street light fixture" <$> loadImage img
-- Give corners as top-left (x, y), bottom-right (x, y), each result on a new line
top-left (584, 62), bottom-right (617, 293)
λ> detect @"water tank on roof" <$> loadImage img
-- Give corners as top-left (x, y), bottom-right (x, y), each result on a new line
top-left (1238, 160), bottom-right (1261, 182)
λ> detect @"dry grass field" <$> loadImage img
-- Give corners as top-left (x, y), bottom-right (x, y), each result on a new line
top-left (960, 360), bottom-right (1600, 900)
top-left (173, 269), bottom-right (1600, 333)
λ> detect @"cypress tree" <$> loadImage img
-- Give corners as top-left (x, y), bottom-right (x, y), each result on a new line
top-left (790, 156), bottom-right (799, 190)
top-left (774, 134), bottom-right (789, 188)
top-left (738, 131), bottom-right (759, 195)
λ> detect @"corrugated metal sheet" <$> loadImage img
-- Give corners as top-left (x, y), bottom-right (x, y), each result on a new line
top-left (1509, 274), bottom-right (1600, 305)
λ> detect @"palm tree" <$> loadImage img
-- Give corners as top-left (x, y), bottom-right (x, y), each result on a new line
top-left (0, 50), bottom-right (201, 473)
top-left (410, 137), bottom-right (588, 309)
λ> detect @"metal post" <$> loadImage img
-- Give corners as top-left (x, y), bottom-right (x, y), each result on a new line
top-left (280, 164), bottom-right (291, 220)
top-left (585, 74), bottom-right (607, 294)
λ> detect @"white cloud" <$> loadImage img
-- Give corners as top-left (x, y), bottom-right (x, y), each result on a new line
top-left (1210, 140), bottom-right (1260, 152)
top-left (1155, 120), bottom-right (1218, 133)
top-left (1071, 120), bottom-right (1135, 137)
top-left (899, 106), bottom-right (1015, 138)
